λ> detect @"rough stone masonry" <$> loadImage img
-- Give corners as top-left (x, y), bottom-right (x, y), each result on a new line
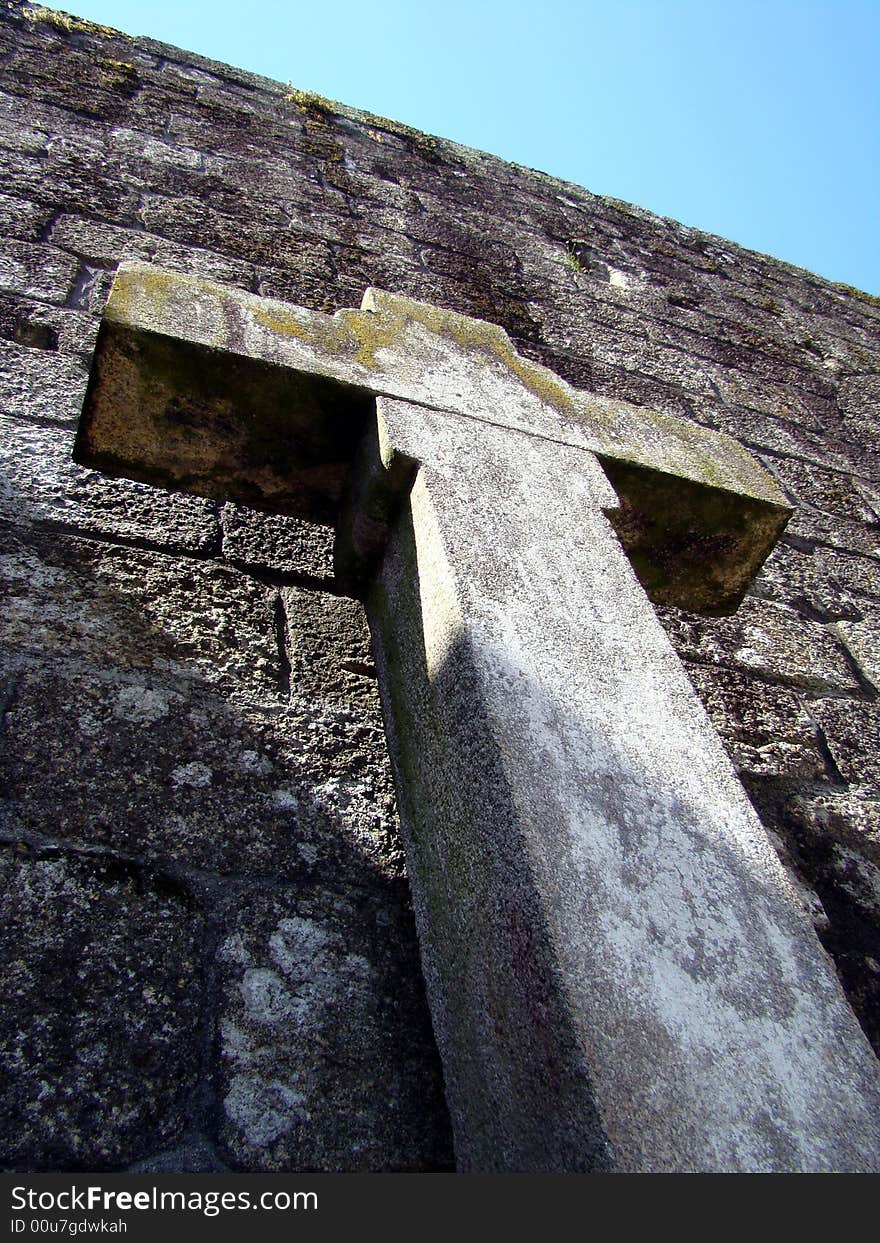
top-left (76, 263), bottom-right (880, 1171)
top-left (1, 1), bottom-right (879, 1172)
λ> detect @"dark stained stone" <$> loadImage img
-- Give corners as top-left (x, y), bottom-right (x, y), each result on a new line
top-left (0, 846), bottom-right (204, 1171)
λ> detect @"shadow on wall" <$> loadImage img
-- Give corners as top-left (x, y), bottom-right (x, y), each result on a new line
top-left (0, 443), bottom-right (454, 1174)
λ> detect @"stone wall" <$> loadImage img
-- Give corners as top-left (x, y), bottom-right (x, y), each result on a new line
top-left (0, 1), bottom-right (877, 1170)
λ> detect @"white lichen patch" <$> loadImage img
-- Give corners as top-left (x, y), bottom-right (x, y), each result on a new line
top-left (113, 684), bottom-right (172, 724)
top-left (170, 761), bottom-right (212, 787)
top-left (240, 968), bottom-right (309, 1026)
top-left (269, 916), bottom-right (333, 979)
top-left (217, 934), bottom-right (252, 967)
top-left (217, 913), bottom-right (383, 1155)
top-left (223, 1074), bottom-right (309, 1147)
top-left (312, 776), bottom-right (370, 811)
top-left (236, 748), bottom-right (273, 775)
top-left (269, 788), bottom-right (299, 810)
top-left (218, 1018), bottom-right (250, 1062)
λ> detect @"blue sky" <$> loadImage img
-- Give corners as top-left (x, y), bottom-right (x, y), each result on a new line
top-left (41, 0), bottom-right (880, 295)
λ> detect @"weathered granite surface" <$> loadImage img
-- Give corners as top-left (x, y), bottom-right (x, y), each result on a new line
top-left (0, 0), bottom-right (878, 1170)
top-left (364, 394), bottom-right (880, 1171)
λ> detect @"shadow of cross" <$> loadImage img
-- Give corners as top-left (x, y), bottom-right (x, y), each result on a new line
top-left (75, 262), bottom-right (880, 1173)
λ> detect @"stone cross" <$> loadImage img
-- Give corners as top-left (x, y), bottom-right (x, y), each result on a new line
top-left (76, 263), bottom-right (880, 1172)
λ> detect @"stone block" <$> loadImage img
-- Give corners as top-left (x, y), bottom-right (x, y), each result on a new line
top-left (761, 453), bottom-right (880, 557)
top-left (836, 607), bottom-right (880, 692)
top-left (220, 502), bottom-right (334, 581)
top-left (764, 454), bottom-right (878, 525)
top-left (813, 546), bottom-right (880, 603)
top-left (137, 196), bottom-right (335, 278)
top-left (0, 192), bottom-right (50, 240)
top-left (839, 374), bottom-right (880, 443)
top-left (0, 525), bottom-right (278, 701)
top-left (0, 846), bottom-right (203, 1170)
top-left (214, 885), bottom-right (452, 1171)
top-left (685, 664), bottom-right (828, 780)
top-left (0, 295), bottom-right (99, 358)
top-left (49, 214), bottom-right (255, 289)
top-left (658, 596), bottom-right (861, 694)
top-left (0, 416), bottom-right (219, 552)
top-left (4, 33), bottom-right (142, 123)
top-left (709, 370), bottom-right (839, 435)
top-left (751, 540), bottom-right (862, 621)
top-left (36, 133), bottom-right (143, 225)
top-left (108, 126), bottom-right (203, 170)
top-left (812, 700), bottom-right (880, 793)
top-left (0, 238), bottom-right (79, 304)
top-left (283, 586), bottom-right (376, 702)
top-left (696, 396), bottom-right (874, 478)
top-left (0, 339), bottom-right (89, 421)
top-left (788, 791), bottom-right (880, 872)
top-left (0, 653), bottom-right (399, 884)
top-left (785, 509), bottom-right (879, 560)
top-left (0, 118), bottom-right (48, 159)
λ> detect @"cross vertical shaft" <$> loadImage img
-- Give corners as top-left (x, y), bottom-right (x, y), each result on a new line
top-left (359, 395), bottom-right (880, 1171)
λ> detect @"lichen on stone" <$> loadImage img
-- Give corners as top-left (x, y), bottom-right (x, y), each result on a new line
top-left (22, 3), bottom-right (122, 38)
top-left (833, 281), bottom-right (880, 307)
top-left (96, 57), bottom-right (138, 93)
top-left (283, 86), bottom-right (336, 124)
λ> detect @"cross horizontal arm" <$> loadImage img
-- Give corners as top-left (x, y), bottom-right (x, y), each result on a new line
top-left (76, 263), bottom-right (791, 611)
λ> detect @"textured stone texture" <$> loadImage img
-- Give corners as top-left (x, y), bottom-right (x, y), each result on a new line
top-left (684, 664), bottom-right (828, 781)
top-left (0, 656), bottom-right (391, 883)
top-left (0, 417), bottom-right (220, 551)
top-left (220, 503), bottom-right (335, 581)
top-left (214, 886), bottom-right (451, 1171)
top-left (811, 701), bottom-right (880, 793)
top-left (836, 608), bottom-right (880, 693)
top-left (0, 525), bottom-right (279, 696)
top-left (762, 790), bottom-right (880, 1056)
top-left (0, 238), bottom-right (79, 303)
top-left (0, 0), bottom-right (878, 1172)
top-left (0, 337), bottom-right (89, 420)
top-left (657, 597), bottom-right (861, 695)
top-left (0, 847), bottom-right (203, 1171)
